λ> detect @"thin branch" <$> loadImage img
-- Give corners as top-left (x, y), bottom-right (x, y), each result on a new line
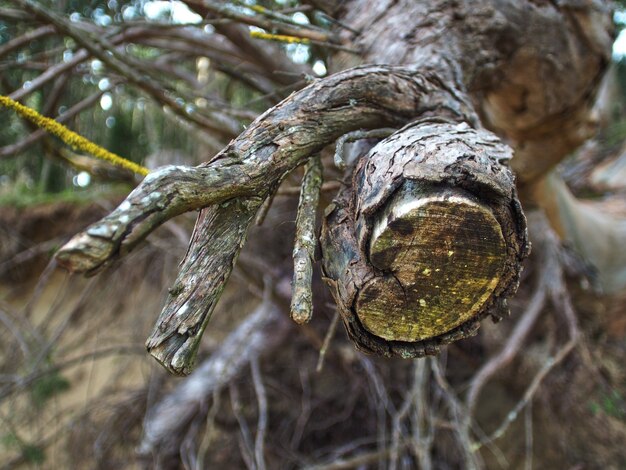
top-left (389, 362), bottom-right (420, 470)
top-left (316, 310), bottom-right (340, 372)
top-left (0, 345), bottom-right (144, 403)
top-left (472, 213), bottom-right (582, 451)
top-left (431, 358), bottom-right (482, 469)
top-left (184, 2), bottom-right (310, 86)
top-left (291, 156), bottom-right (322, 324)
top-left (476, 337), bottom-right (577, 449)
top-left (278, 181), bottom-right (341, 196)
top-left (524, 400), bottom-right (533, 470)
top-left (411, 359), bottom-right (434, 470)
top-left (0, 86), bottom-right (109, 158)
top-left (465, 284), bottom-right (547, 415)
top-left (0, 310), bottom-right (31, 358)
top-left (250, 31), bottom-right (361, 54)
top-left (305, 447), bottom-right (400, 470)
top-left (230, 384), bottom-right (256, 470)
top-left (0, 238), bottom-right (61, 276)
top-left (0, 7), bottom-right (30, 20)
top-left (15, 0), bottom-right (241, 138)
top-left (333, 128), bottom-right (396, 169)
top-left (139, 300), bottom-right (288, 456)
top-left (251, 357), bottom-right (268, 470)
top-left (255, 189), bottom-right (278, 226)
top-left (0, 25), bottom-right (55, 59)
top-left (191, 0), bottom-right (336, 43)
top-left (291, 368), bottom-right (312, 450)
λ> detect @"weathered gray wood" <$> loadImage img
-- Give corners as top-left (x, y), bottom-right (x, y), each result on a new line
top-left (56, 65), bottom-right (473, 275)
top-left (146, 199), bottom-right (261, 375)
top-left (290, 157), bottom-right (322, 324)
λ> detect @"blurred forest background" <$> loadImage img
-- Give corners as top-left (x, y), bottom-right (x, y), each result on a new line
top-left (1, 1), bottom-right (626, 469)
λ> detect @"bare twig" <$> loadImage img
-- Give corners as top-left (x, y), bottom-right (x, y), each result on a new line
top-left (476, 337), bottom-right (577, 449)
top-left (359, 357), bottom-right (392, 468)
top-left (431, 358), bottom-right (482, 469)
top-left (196, 390), bottom-right (221, 469)
top-left (524, 400), bottom-right (533, 470)
top-left (333, 128), bottom-right (396, 169)
top-left (255, 189), bottom-right (278, 226)
top-left (472, 213), bottom-right (581, 451)
top-left (411, 359), bottom-right (434, 470)
top-left (15, 0), bottom-right (241, 138)
top-left (230, 383), bottom-right (256, 470)
top-left (278, 181), bottom-right (341, 196)
top-left (291, 368), bottom-right (312, 450)
top-left (291, 156), bottom-right (322, 324)
top-left (0, 87), bottom-right (110, 158)
top-left (0, 345), bottom-right (144, 402)
top-left (0, 310), bottom-right (31, 358)
top-left (0, 25), bottom-right (55, 59)
top-left (190, 0), bottom-right (336, 43)
top-left (184, 2), bottom-right (311, 86)
top-left (465, 284), bottom-right (547, 415)
top-left (389, 361), bottom-right (419, 470)
top-left (305, 447), bottom-right (400, 470)
top-left (316, 310), bottom-right (340, 372)
top-left (251, 357), bottom-right (268, 470)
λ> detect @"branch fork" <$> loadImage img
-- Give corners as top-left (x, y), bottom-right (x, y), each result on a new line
top-left (55, 65), bottom-right (528, 374)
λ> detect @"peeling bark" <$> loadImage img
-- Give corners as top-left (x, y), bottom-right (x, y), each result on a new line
top-left (321, 119), bottom-right (527, 357)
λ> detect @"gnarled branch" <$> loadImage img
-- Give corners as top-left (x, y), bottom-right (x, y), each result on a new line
top-left (56, 64), bottom-right (527, 374)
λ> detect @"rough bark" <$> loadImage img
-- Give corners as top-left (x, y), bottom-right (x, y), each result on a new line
top-left (56, 66), bottom-right (461, 274)
top-left (321, 119), bottom-right (527, 356)
top-left (290, 156), bottom-right (323, 324)
top-left (333, 0), bottom-right (613, 185)
top-left (315, 0), bottom-right (613, 354)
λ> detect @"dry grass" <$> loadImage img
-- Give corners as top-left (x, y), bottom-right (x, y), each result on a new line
top-left (1, 199), bottom-right (625, 470)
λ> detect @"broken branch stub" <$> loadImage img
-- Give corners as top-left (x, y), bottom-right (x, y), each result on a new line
top-left (321, 119), bottom-right (529, 358)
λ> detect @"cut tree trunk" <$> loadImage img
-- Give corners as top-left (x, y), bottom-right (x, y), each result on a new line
top-left (321, 119), bottom-right (527, 356)
top-left (317, 0), bottom-right (611, 355)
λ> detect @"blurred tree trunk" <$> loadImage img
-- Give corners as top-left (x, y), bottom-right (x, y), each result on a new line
top-left (330, 0), bottom-right (612, 184)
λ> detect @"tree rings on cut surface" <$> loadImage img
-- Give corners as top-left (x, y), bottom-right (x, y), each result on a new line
top-left (321, 120), bottom-right (529, 358)
top-left (358, 182), bottom-right (506, 342)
